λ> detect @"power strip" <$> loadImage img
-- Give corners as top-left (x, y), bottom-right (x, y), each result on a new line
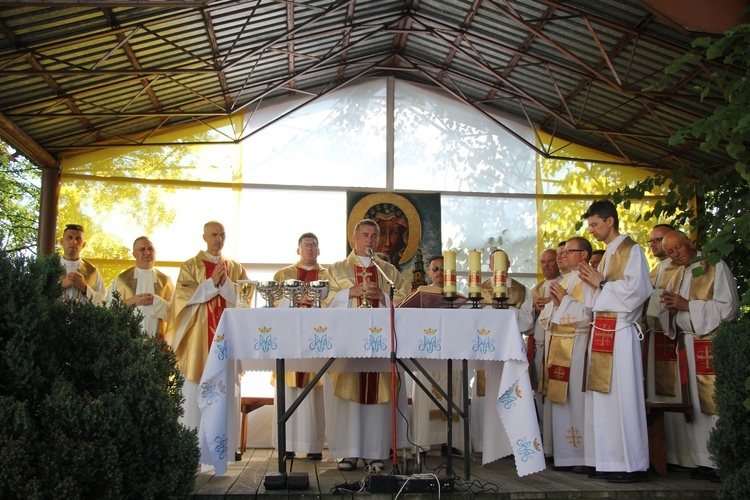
top-left (399, 476), bottom-right (454, 493)
top-left (368, 475), bottom-right (454, 494)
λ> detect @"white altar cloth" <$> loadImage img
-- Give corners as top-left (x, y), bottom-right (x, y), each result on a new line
top-left (198, 308), bottom-right (544, 476)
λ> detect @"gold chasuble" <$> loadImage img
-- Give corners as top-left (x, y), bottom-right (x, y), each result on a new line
top-left (113, 267), bottom-right (174, 339)
top-left (165, 251), bottom-right (248, 383)
top-left (669, 262), bottom-right (719, 415)
top-left (476, 277), bottom-right (528, 397)
top-left (545, 278), bottom-right (585, 404)
top-left (272, 263), bottom-right (326, 389)
top-left (587, 237), bottom-right (636, 394)
top-left (324, 251), bottom-right (406, 404)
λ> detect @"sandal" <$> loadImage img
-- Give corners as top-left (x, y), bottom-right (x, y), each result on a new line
top-left (337, 458), bottom-right (358, 471)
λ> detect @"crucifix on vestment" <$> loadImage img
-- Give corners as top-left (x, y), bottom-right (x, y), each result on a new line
top-left (357, 267), bottom-right (372, 308)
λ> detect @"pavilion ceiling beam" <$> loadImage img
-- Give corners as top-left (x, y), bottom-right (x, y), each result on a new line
top-left (201, 6), bottom-right (233, 108)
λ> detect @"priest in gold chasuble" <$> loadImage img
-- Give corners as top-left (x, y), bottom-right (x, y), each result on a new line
top-left (107, 236), bottom-right (174, 339)
top-left (578, 201), bottom-right (652, 480)
top-left (270, 232), bottom-right (326, 460)
top-left (323, 219), bottom-right (408, 470)
top-left (165, 221), bottom-right (249, 432)
top-left (659, 230), bottom-right (739, 470)
top-left (59, 223), bottom-right (107, 305)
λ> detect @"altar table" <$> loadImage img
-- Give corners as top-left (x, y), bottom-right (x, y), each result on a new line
top-left (198, 308), bottom-right (545, 476)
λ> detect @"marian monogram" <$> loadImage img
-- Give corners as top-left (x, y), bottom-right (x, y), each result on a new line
top-left (516, 437), bottom-right (541, 462)
top-left (472, 328), bottom-right (496, 354)
top-left (418, 327), bottom-right (441, 353)
top-left (254, 326), bottom-right (278, 352)
top-left (309, 326), bottom-right (333, 352)
top-left (364, 326), bottom-right (388, 352)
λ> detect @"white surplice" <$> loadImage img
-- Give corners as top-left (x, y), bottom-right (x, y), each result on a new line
top-left (582, 234), bottom-right (652, 472)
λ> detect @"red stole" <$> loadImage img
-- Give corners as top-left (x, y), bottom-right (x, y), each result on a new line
top-left (356, 263), bottom-right (383, 403)
top-left (203, 260), bottom-right (227, 349)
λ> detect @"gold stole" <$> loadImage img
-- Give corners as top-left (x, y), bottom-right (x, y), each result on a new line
top-left (545, 280), bottom-right (584, 404)
top-left (651, 262), bottom-right (681, 396)
top-left (586, 237), bottom-right (635, 393)
top-left (670, 262), bottom-right (718, 415)
top-left (332, 262), bottom-right (392, 404)
top-left (79, 260), bottom-right (99, 289)
top-left (476, 278), bottom-right (527, 397)
top-left (114, 268), bottom-right (173, 338)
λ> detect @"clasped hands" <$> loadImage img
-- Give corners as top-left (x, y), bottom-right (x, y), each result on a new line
top-left (211, 261), bottom-right (228, 287)
top-left (126, 293), bottom-right (155, 307)
top-left (62, 271), bottom-right (87, 293)
top-left (577, 261), bottom-right (604, 289)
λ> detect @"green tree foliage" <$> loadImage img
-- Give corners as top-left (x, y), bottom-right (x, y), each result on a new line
top-left (0, 251), bottom-right (198, 499)
top-left (612, 24), bottom-right (750, 306)
top-left (662, 24), bottom-right (750, 182)
top-left (0, 140), bottom-right (40, 255)
top-left (708, 318), bottom-right (750, 498)
top-left (57, 137), bottom-right (205, 284)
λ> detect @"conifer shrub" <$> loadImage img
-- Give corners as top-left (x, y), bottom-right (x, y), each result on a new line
top-left (709, 316), bottom-right (750, 499)
top-left (0, 252), bottom-right (198, 499)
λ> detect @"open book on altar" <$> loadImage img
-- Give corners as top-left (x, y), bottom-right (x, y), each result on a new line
top-left (398, 285), bottom-right (468, 308)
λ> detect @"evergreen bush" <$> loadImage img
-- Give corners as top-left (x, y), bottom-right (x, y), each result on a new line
top-left (0, 252), bottom-right (198, 499)
top-left (708, 316), bottom-right (750, 498)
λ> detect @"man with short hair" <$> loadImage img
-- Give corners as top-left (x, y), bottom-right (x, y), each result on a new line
top-left (323, 219), bottom-right (408, 471)
top-left (538, 236), bottom-right (592, 469)
top-left (659, 230), bottom-right (739, 480)
top-left (590, 249), bottom-right (605, 271)
top-left (577, 200), bottom-right (653, 483)
top-left (59, 223), bottom-right (106, 305)
top-left (641, 224), bottom-right (692, 468)
top-left (107, 236), bottom-right (174, 339)
top-left (166, 221), bottom-right (249, 432)
top-left (530, 248), bottom-right (562, 445)
top-left (271, 232), bottom-right (326, 460)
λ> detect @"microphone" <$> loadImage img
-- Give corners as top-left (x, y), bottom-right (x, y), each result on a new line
top-left (366, 247), bottom-right (395, 287)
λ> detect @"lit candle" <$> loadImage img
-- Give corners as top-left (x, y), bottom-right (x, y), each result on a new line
top-left (443, 250), bottom-right (457, 295)
top-left (493, 250), bottom-right (508, 297)
top-left (468, 250), bottom-right (481, 296)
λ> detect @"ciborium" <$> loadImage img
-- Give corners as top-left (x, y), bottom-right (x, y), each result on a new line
top-left (236, 280), bottom-right (255, 308)
top-left (307, 280), bottom-right (329, 308)
top-left (257, 280), bottom-right (282, 308)
top-left (282, 279), bottom-right (306, 308)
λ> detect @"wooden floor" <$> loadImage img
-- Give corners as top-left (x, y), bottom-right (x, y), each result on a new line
top-left (193, 448), bottom-right (720, 499)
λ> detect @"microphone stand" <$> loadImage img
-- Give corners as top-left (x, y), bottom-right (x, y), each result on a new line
top-left (366, 249), bottom-right (400, 472)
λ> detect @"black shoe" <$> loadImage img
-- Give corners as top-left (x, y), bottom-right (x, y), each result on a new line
top-left (607, 471), bottom-right (649, 483)
top-left (552, 465), bottom-right (575, 471)
top-left (285, 451), bottom-right (296, 460)
top-left (668, 463), bottom-right (697, 473)
top-left (587, 469), bottom-right (610, 479)
top-left (440, 444), bottom-right (462, 457)
top-left (235, 452), bottom-right (242, 461)
top-left (572, 466), bottom-right (593, 475)
top-left (306, 452), bottom-right (323, 461)
top-left (690, 468), bottom-right (720, 481)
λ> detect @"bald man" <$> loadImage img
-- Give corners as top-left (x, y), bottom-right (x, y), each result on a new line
top-left (658, 230), bottom-right (739, 480)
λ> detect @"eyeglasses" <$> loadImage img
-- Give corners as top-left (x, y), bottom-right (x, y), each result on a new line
top-left (647, 237), bottom-right (664, 245)
top-left (562, 249), bottom-right (585, 255)
top-left (300, 243), bottom-right (318, 248)
top-left (431, 266), bottom-right (444, 272)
